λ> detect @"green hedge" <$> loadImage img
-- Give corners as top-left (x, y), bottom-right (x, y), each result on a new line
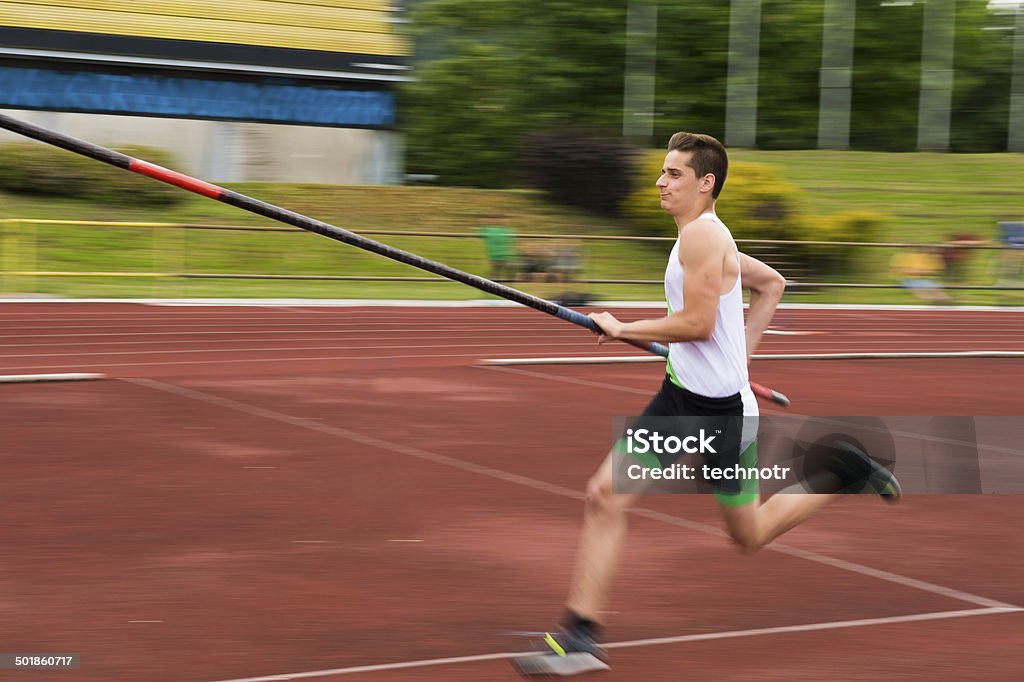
top-left (0, 142), bottom-right (186, 207)
top-left (622, 150), bottom-right (808, 240)
top-left (621, 150), bottom-right (885, 276)
top-left (797, 210), bottom-right (885, 274)
top-left (520, 130), bottom-right (637, 218)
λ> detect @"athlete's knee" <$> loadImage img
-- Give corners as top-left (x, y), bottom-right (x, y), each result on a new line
top-left (723, 518), bottom-right (767, 552)
top-left (584, 473), bottom-right (627, 515)
top-left (584, 474), bottom-right (613, 509)
top-left (727, 527), bottom-right (766, 552)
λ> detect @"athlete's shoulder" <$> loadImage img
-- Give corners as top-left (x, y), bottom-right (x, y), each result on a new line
top-left (679, 217), bottom-right (730, 257)
top-left (681, 215), bottom-right (720, 234)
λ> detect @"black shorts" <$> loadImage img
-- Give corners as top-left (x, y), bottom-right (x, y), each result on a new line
top-left (640, 375), bottom-right (743, 420)
top-left (618, 376), bottom-right (756, 500)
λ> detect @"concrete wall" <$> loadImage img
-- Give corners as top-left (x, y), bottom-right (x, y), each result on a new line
top-left (0, 109), bottom-right (403, 185)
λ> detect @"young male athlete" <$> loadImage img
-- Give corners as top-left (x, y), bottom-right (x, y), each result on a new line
top-left (513, 132), bottom-right (901, 676)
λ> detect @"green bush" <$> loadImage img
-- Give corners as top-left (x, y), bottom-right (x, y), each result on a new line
top-left (796, 210), bottom-right (886, 275)
top-left (622, 150), bottom-right (808, 240)
top-left (520, 131), bottom-right (638, 217)
top-left (800, 210), bottom-right (884, 244)
top-left (0, 142), bottom-right (186, 207)
top-left (622, 150), bottom-right (888, 277)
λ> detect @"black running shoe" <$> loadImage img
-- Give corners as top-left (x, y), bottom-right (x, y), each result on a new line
top-left (828, 439), bottom-right (902, 503)
top-left (510, 627), bottom-right (610, 677)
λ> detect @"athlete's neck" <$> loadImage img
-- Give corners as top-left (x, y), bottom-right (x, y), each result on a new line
top-left (672, 201), bottom-right (716, 235)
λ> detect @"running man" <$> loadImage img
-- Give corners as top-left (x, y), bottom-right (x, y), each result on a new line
top-left (513, 132), bottom-right (901, 677)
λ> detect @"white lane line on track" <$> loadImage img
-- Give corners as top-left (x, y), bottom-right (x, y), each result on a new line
top-left (754, 351), bottom-right (1024, 358)
top-left (765, 334), bottom-right (1024, 340)
top-left (4, 327), bottom-right (1023, 341)
top-left (478, 366), bottom-right (793, 416)
top-left (1, 312), bottom-right (1020, 328)
top-left (0, 321), bottom-right (580, 331)
top-left (1, 350), bottom-right (1017, 375)
top-left (4, 333), bottom-right (1019, 350)
top-left (4, 298), bottom-right (1022, 311)
top-left (0, 329), bottom-right (542, 340)
top-left (0, 310), bottom-right (588, 319)
top-left (126, 378), bottom-right (1019, 614)
top-left (1, 318), bottom-right (1022, 336)
top-left (484, 366), bottom-right (1024, 456)
top-left (482, 351), bottom-right (1024, 365)
top-left (0, 333), bottom-right (594, 349)
top-left (0, 372), bottom-right (106, 383)
top-left (0, 340), bottom-right (628, 360)
top-left (603, 606), bottom-right (1022, 650)
top-left (0, 323), bottom-right (597, 337)
top-left (0, 351), bottom-right (642, 372)
top-left (208, 607), bottom-right (1022, 681)
top-left (5, 322), bottom-right (1020, 337)
top-left (4, 315), bottom-right (1022, 330)
top-left (4, 340), bottom-right (1023, 356)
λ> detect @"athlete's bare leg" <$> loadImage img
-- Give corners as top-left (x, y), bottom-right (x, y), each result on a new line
top-left (718, 463), bottom-right (847, 550)
top-left (719, 490), bottom-right (836, 551)
top-left (565, 451), bottom-right (640, 620)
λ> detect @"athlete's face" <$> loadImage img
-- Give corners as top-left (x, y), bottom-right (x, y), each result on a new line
top-left (656, 150), bottom-right (714, 216)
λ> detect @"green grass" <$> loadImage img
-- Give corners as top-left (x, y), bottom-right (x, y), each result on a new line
top-left (2, 150), bottom-right (1022, 303)
top-left (731, 150), bottom-right (1024, 242)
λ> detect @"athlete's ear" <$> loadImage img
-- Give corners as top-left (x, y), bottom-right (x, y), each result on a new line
top-left (699, 173), bottom-right (716, 194)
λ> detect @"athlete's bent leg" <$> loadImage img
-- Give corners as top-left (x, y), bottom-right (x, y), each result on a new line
top-left (718, 491), bottom-right (836, 552)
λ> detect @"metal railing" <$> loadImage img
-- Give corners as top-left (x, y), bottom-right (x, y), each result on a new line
top-left (1, 218), bottom-right (1021, 296)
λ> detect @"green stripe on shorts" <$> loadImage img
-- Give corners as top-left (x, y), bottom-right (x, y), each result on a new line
top-left (714, 440), bottom-right (759, 507)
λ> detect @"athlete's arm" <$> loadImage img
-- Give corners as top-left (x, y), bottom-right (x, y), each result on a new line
top-left (739, 253), bottom-right (786, 363)
top-left (589, 220), bottom-right (727, 344)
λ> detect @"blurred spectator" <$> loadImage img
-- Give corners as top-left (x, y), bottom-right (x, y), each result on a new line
top-left (478, 222), bottom-right (519, 280)
top-left (940, 232), bottom-right (985, 282)
top-left (519, 241), bottom-right (554, 282)
top-left (997, 221), bottom-right (1024, 284)
top-left (550, 239), bottom-right (593, 306)
top-left (549, 239), bottom-right (583, 283)
top-left (891, 246), bottom-right (952, 304)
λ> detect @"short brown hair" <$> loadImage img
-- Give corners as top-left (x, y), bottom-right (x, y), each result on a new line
top-left (667, 132), bottom-right (728, 199)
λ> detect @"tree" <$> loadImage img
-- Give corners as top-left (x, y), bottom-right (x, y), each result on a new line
top-left (401, 0), bottom-right (629, 187)
top-left (950, 1), bottom-right (1015, 151)
top-left (400, 0), bottom-right (1019, 180)
top-left (756, 0), bottom-right (826, 149)
top-left (649, 2), bottom-right (731, 145)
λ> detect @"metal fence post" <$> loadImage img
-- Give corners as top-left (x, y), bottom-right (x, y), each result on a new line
top-left (22, 220), bottom-right (37, 294)
top-left (0, 220), bottom-right (13, 295)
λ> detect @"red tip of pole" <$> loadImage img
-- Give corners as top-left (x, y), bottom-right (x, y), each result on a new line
top-left (751, 381), bottom-right (790, 408)
top-left (129, 159), bottom-right (223, 199)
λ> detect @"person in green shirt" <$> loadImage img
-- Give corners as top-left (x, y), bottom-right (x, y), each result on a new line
top-left (478, 222), bottom-right (519, 280)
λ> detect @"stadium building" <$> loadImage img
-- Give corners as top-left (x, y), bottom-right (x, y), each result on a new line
top-left (0, 0), bottom-right (410, 183)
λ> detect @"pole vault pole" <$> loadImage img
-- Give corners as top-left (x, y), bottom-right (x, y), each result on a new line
top-left (0, 113), bottom-right (789, 406)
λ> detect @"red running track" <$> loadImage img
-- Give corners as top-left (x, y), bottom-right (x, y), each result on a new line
top-left (0, 303), bottom-right (1021, 681)
top-left (0, 303), bottom-right (1023, 378)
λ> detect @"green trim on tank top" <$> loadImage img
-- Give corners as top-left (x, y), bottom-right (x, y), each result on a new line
top-left (664, 297), bottom-right (687, 390)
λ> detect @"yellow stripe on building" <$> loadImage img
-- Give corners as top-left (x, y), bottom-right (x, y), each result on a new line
top-left (278, 0), bottom-right (391, 10)
top-left (0, 0), bottom-right (409, 56)
top-left (6, 0), bottom-right (394, 35)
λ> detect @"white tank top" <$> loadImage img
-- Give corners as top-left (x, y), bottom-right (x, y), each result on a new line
top-left (665, 212), bottom-right (757, 416)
